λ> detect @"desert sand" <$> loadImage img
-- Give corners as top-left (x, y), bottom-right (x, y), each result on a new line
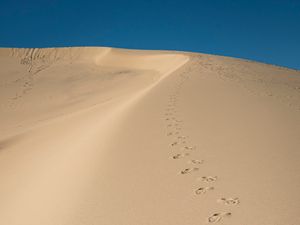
top-left (0, 47), bottom-right (299, 225)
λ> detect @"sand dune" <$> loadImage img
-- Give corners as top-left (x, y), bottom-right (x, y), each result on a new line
top-left (0, 47), bottom-right (299, 225)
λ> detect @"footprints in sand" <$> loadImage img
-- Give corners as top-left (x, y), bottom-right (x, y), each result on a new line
top-left (189, 159), bottom-right (204, 164)
top-left (163, 60), bottom-right (240, 223)
top-left (5, 57), bottom-right (51, 109)
top-left (180, 167), bottom-right (199, 175)
top-left (170, 141), bottom-right (178, 147)
top-left (208, 212), bottom-right (232, 223)
top-left (182, 146), bottom-right (196, 150)
top-left (172, 153), bottom-right (189, 159)
top-left (195, 186), bottom-right (214, 195)
top-left (201, 176), bottom-right (218, 182)
top-left (177, 135), bottom-right (187, 139)
top-left (218, 197), bottom-right (240, 205)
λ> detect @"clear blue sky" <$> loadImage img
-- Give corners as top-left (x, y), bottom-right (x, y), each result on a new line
top-left (0, 0), bottom-right (299, 70)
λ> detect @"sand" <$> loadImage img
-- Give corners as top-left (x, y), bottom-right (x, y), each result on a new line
top-left (0, 47), bottom-right (299, 225)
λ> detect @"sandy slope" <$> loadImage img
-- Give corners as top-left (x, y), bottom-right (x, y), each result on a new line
top-left (0, 47), bottom-right (299, 225)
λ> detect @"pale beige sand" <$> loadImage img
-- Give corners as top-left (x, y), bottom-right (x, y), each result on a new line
top-left (0, 47), bottom-right (299, 225)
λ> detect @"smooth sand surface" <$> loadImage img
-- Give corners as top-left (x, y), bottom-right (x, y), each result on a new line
top-left (0, 47), bottom-right (299, 225)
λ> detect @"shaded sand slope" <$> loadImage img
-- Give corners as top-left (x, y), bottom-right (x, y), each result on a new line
top-left (0, 47), bottom-right (299, 225)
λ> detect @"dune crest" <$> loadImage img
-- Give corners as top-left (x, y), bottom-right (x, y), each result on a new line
top-left (0, 47), bottom-right (189, 137)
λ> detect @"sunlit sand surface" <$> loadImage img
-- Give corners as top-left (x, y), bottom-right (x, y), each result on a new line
top-left (0, 47), bottom-right (299, 225)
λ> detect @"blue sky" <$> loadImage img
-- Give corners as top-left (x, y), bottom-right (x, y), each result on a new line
top-left (0, 0), bottom-right (299, 70)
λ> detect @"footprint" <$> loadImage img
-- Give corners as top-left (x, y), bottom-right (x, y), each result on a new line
top-left (201, 176), bottom-right (218, 182)
top-left (172, 153), bottom-right (189, 159)
top-left (207, 212), bottom-right (231, 223)
top-left (189, 159), bottom-right (204, 164)
top-left (170, 142), bottom-right (178, 147)
top-left (183, 146), bottom-right (196, 150)
top-left (180, 167), bottom-right (199, 174)
top-left (177, 135), bottom-right (188, 139)
top-left (217, 197), bottom-right (240, 205)
top-left (195, 186), bottom-right (214, 195)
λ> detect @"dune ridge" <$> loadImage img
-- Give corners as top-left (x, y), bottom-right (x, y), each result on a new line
top-left (0, 47), bottom-right (299, 225)
top-left (0, 47), bottom-right (188, 137)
